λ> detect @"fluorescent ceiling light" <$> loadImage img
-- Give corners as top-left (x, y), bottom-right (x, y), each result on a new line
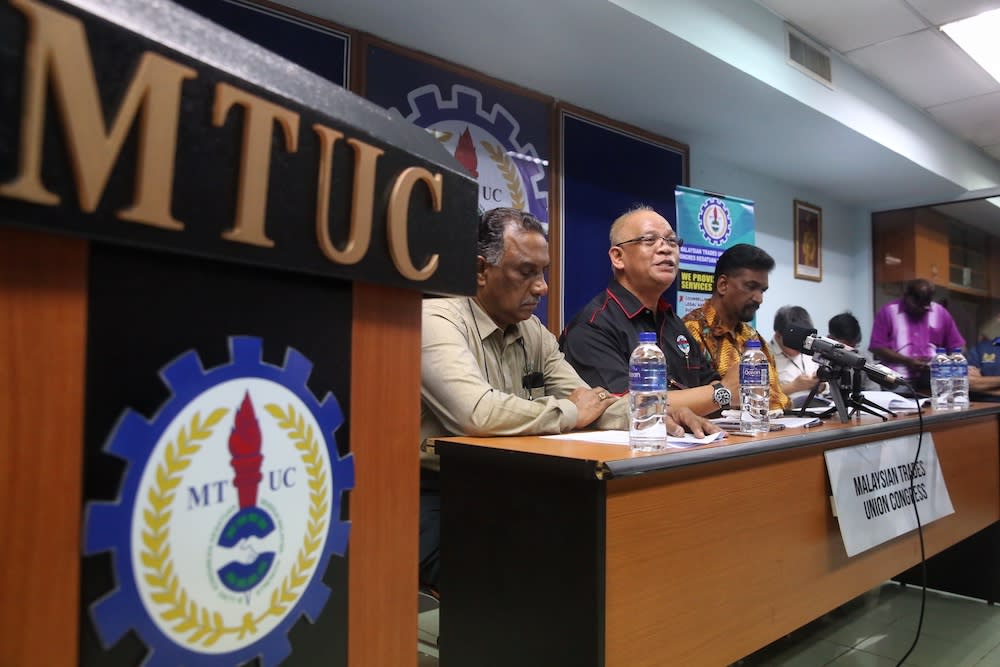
top-left (941, 9), bottom-right (1000, 84)
top-left (988, 196), bottom-right (1000, 210)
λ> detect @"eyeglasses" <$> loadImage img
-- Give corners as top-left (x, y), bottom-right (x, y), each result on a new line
top-left (614, 234), bottom-right (684, 249)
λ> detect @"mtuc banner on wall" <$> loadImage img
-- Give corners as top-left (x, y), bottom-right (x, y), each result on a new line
top-left (674, 185), bottom-right (755, 318)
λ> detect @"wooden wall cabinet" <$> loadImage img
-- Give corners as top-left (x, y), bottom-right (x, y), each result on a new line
top-left (873, 208), bottom-right (950, 286)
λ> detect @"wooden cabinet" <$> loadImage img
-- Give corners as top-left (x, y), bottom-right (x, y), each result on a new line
top-left (872, 208), bottom-right (950, 286)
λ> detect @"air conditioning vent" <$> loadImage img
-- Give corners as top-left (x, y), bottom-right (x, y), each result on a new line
top-left (786, 26), bottom-right (832, 87)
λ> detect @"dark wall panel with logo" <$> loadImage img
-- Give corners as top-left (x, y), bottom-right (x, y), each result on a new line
top-left (80, 243), bottom-right (351, 666)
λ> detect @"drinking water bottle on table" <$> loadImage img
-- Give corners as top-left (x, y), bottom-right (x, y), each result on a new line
top-left (949, 348), bottom-right (969, 411)
top-left (930, 347), bottom-right (952, 410)
top-left (628, 331), bottom-right (668, 452)
top-left (739, 340), bottom-right (770, 434)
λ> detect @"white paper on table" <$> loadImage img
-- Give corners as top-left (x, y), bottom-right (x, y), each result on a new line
top-left (860, 391), bottom-right (930, 413)
top-left (542, 430), bottom-right (726, 448)
top-left (772, 416), bottom-right (824, 429)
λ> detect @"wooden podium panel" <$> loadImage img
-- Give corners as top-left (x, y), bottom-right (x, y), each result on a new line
top-left (0, 228), bottom-right (88, 667)
top-left (348, 284), bottom-right (421, 667)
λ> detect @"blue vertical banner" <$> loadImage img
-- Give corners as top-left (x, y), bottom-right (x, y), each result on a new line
top-left (675, 186), bottom-right (755, 317)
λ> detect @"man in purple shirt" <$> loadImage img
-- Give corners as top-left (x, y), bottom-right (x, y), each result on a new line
top-left (870, 279), bottom-right (964, 389)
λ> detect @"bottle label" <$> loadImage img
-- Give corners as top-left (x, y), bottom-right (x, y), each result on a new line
top-left (629, 365), bottom-right (667, 391)
top-left (740, 362), bottom-right (768, 385)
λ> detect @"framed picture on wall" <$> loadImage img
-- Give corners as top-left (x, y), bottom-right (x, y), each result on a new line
top-left (794, 199), bottom-right (822, 281)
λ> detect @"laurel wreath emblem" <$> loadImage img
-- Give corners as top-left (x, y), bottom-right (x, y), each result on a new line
top-left (481, 140), bottom-right (526, 210)
top-left (138, 404), bottom-right (329, 648)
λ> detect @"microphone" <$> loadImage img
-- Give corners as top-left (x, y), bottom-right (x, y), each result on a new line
top-left (783, 326), bottom-right (902, 389)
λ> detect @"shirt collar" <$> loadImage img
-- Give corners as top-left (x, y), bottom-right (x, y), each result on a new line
top-left (607, 279), bottom-right (671, 319)
top-left (703, 300), bottom-right (750, 339)
top-left (468, 298), bottom-right (522, 344)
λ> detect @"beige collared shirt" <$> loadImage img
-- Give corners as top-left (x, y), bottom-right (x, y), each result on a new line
top-left (421, 297), bottom-right (626, 469)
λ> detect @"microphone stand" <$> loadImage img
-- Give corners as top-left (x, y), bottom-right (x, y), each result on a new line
top-left (845, 367), bottom-right (894, 421)
top-left (797, 364), bottom-right (841, 420)
top-left (798, 363), bottom-right (894, 423)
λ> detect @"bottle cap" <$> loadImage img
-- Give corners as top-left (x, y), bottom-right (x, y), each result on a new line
top-left (936, 347), bottom-right (946, 353)
top-left (639, 331), bottom-right (656, 344)
top-left (745, 339), bottom-right (761, 349)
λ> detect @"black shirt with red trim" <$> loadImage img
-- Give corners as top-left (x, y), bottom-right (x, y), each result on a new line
top-left (559, 280), bottom-right (719, 394)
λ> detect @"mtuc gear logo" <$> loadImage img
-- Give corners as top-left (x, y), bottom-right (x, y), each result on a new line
top-left (394, 83), bottom-right (549, 220)
top-left (698, 197), bottom-right (733, 246)
top-left (85, 337), bottom-right (353, 666)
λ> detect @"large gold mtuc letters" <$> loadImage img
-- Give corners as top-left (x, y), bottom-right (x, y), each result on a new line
top-left (0, 0), bottom-right (442, 280)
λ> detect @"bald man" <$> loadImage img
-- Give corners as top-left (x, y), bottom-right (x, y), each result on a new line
top-left (560, 206), bottom-right (739, 416)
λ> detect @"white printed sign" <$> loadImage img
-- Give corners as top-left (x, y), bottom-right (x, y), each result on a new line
top-left (824, 434), bottom-right (953, 557)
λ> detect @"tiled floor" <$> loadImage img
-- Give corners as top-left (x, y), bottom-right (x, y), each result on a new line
top-left (417, 582), bottom-right (1000, 666)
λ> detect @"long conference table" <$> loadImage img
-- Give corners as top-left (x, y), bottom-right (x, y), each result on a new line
top-left (430, 404), bottom-right (1000, 667)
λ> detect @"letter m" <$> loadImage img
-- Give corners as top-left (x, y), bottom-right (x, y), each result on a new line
top-left (1, 0), bottom-right (196, 229)
top-left (187, 484), bottom-right (211, 510)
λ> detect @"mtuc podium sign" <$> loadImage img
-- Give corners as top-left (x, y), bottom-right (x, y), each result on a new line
top-left (0, 0), bottom-right (477, 295)
top-left (0, 1), bottom-right (477, 666)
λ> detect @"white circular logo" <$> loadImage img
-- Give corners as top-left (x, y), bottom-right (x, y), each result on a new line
top-left (131, 378), bottom-right (332, 654)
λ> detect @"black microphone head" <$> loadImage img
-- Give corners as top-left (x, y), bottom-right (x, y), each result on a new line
top-left (782, 325), bottom-right (818, 352)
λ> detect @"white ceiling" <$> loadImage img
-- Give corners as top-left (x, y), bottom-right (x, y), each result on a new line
top-left (756, 0), bottom-right (1000, 233)
top-left (273, 0), bottom-right (1000, 234)
top-left (759, 0), bottom-right (1000, 160)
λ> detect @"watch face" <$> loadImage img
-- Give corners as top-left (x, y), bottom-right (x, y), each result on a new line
top-left (714, 386), bottom-right (731, 406)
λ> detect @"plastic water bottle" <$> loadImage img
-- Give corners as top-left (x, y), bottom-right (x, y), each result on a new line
top-left (930, 347), bottom-right (952, 410)
top-left (739, 340), bottom-right (770, 434)
top-left (628, 331), bottom-right (668, 452)
top-left (950, 348), bottom-right (969, 411)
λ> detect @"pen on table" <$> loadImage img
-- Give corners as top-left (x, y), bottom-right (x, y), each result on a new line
top-left (803, 418), bottom-right (823, 428)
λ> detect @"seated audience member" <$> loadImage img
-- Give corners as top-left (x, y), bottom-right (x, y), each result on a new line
top-left (560, 206), bottom-right (738, 415)
top-left (770, 305), bottom-right (822, 404)
top-left (682, 244), bottom-right (790, 410)
top-left (826, 311), bottom-right (882, 391)
top-left (968, 315), bottom-right (1000, 400)
top-left (419, 207), bottom-right (718, 593)
top-left (869, 279), bottom-right (964, 390)
top-left (829, 311), bottom-right (878, 391)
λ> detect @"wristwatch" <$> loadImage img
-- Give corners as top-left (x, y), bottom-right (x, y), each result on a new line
top-left (712, 381), bottom-right (732, 409)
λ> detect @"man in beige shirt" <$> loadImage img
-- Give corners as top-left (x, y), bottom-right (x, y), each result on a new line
top-left (419, 207), bottom-right (717, 593)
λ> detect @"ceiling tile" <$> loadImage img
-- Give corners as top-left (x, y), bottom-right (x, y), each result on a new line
top-left (927, 91), bottom-right (1000, 146)
top-left (905, 0), bottom-right (1000, 26)
top-left (757, 0), bottom-right (926, 52)
top-left (847, 29), bottom-right (999, 108)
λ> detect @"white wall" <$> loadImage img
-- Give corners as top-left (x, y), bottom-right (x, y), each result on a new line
top-left (689, 153), bottom-right (875, 346)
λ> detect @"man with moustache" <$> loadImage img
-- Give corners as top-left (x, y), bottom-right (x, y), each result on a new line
top-left (561, 206), bottom-right (739, 415)
top-left (682, 243), bottom-right (789, 410)
top-left (419, 207), bottom-right (718, 595)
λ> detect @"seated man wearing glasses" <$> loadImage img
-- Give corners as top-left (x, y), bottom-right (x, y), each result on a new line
top-left (561, 206), bottom-right (740, 415)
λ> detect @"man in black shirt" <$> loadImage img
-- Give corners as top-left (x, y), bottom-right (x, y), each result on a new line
top-left (560, 206), bottom-right (738, 415)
